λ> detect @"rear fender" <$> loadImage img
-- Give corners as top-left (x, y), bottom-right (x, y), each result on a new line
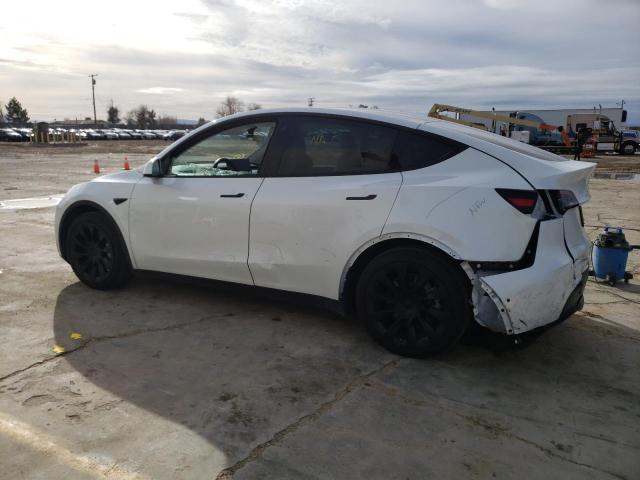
top-left (339, 232), bottom-right (463, 300)
top-left (383, 148), bottom-right (537, 262)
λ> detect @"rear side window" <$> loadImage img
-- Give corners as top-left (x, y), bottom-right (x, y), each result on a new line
top-left (393, 131), bottom-right (467, 171)
top-left (277, 117), bottom-right (397, 176)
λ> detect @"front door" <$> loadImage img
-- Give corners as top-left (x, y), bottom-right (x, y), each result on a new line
top-left (130, 119), bottom-right (277, 284)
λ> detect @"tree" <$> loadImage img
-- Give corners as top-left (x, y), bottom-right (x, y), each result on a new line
top-left (0, 104), bottom-right (4, 122)
top-left (196, 117), bottom-right (207, 127)
top-left (4, 97), bottom-right (29, 124)
top-left (125, 110), bottom-right (136, 127)
top-left (247, 103), bottom-right (262, 111)
top-left (107, 103), bottom-right (120, 124)
top-left (127, 105), bottom-right (157, 129)
top-left (158, 115), bottom-right (178, 128)
top-left (144, 108), bottom-right (157, 128)
top-left (216, 96), bottom-right (244, 118)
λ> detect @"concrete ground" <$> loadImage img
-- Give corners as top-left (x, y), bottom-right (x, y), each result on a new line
top-left (0, 145), bottom-right (639, 480)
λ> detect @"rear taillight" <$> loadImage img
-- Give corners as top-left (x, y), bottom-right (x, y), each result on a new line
top-left (495, 189), bottom-right (539, 214)
top-left (548, 190), bottom-right (579, 214)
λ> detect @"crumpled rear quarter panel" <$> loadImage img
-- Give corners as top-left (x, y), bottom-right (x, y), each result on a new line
top-left (480, 218), bottom-right (577, 334)
top-left (563, 207), bottom-right (591, 277)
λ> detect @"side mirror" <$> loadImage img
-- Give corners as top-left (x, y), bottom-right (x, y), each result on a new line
top-left (142, 157), bottom-right (163, 177)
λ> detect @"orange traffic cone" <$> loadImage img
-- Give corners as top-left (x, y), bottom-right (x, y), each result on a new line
top-left (93, 159), bottom-right (100, 174)
top-left (123, 156), bottom-right (131, 170)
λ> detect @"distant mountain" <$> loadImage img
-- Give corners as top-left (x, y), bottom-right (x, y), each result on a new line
top-left (176, 119), bottom-right (199, 126)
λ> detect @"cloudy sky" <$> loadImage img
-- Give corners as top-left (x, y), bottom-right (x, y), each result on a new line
top-left (1, 0), bottom-right (639, 123)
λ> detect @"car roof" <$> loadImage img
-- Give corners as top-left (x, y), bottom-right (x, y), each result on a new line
top-left (159, 106), bottom-right (569, 164)
top-left (420, 116), bottom-right (568, 162)
top-left (153, 107), bottom-right (428, 160)
top-left (214, 107), bottom-right (428, 130)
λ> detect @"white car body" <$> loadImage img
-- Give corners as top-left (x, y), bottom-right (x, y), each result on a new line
top-left (55, 107), bottom-right (594, 337)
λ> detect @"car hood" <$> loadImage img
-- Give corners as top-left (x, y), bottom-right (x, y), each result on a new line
top-left (91, 168), bottom-right (144, 185)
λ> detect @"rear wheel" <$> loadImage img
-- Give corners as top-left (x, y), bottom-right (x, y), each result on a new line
top-left (65, 212), bottom-right (132, 289)
top-left (621, 142), bottom-right (636, 155)
top-left (356, 247), bottom-right (471, 357)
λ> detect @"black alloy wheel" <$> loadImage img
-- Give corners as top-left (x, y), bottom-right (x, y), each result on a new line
top-left (71, 222), bottom-right (114, 282)
top-left (356, 247), bottom-right (471, 357)
top-left (65, 212), bottom-right (132, 289)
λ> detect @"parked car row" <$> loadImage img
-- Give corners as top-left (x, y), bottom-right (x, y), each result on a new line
top-left (0, 128), bottom-right (34, 141)
top-left (0, 127), bottom-right (189, 142)
top-left (73, 128), bottom-right (189, 141)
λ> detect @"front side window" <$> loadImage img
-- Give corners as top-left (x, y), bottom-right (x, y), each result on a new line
top-left (169, 122), bottom-right (276, 177)
top-left (277, 117), bottom-right (397, 176)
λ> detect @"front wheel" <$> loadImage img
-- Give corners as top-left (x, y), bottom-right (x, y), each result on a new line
top-left (356, 247), bottom-right (471, 357)
top-left (65, 212), bottom-right (132, 289)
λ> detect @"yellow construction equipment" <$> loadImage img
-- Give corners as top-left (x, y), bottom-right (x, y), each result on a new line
top-left (427, 103), bottom-right (630, 155)
top-left (427, 104), bottom-right (557, 131)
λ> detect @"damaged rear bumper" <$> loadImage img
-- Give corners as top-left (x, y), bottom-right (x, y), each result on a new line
top-left (467, 218), bottom-right (589, 335)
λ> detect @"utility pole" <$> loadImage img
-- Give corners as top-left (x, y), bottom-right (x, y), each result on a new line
top-left (88, 74), bottom-right (98, 125)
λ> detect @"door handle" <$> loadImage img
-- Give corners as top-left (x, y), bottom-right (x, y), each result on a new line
top-left (346, 194), bottom-right (377, 200)
top-left (220, 193), bottom-right (245, 198)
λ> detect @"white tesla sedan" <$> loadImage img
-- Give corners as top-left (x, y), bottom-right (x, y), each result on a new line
top-left (55, 108), bottom-right (594, 357)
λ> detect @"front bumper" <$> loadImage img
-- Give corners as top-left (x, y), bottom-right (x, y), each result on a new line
top-left (472, 218), bottom-right (589, 335)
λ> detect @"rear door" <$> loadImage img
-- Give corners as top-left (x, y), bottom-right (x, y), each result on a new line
top-left (249, 115), bottom-right (402, 300)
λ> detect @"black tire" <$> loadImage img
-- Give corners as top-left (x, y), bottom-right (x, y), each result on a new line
top-left (356, 247), bottom-right (471, 357)
top-left (65, 212), bottom-right (132, 289)
top-left (620, 142), bottom-right (636, 155)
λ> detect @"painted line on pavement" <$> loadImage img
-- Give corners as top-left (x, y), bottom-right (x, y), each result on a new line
top-left (0, 411), bottom-right (148, 479)
top-left (0, 194), bottom-right (64, 210)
